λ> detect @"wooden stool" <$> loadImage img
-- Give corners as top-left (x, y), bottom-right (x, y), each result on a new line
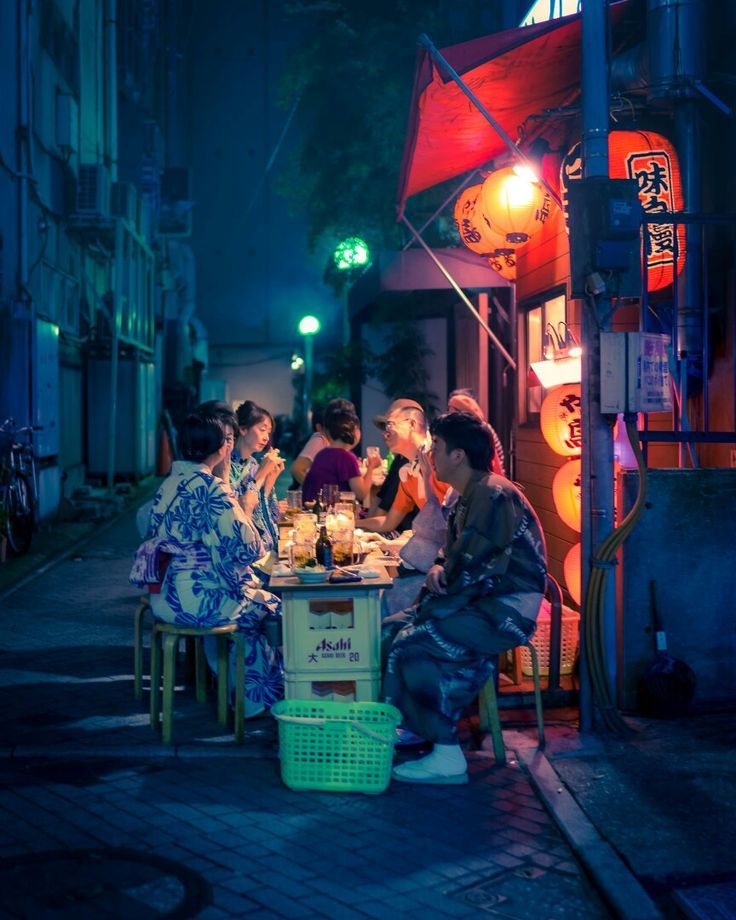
top-left (133, 597), bottom-right (154, 701)
top-left (479, 642), bottom-right (545, 766)
top-left (149, 622), bottom-right (246, 745)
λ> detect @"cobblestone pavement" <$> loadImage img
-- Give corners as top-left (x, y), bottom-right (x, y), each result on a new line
top-left (0, 508), bottom-right (615, 918)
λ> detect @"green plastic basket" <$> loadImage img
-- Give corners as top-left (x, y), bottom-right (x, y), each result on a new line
top-left (271, 699), bottom-right (401, 794)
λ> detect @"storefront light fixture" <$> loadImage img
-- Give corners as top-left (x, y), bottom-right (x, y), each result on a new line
top-left (532, 322), bottom-right (582, 387)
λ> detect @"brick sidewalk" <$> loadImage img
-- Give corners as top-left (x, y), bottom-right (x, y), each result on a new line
top-left (0, 507), bottom-right (612, 918)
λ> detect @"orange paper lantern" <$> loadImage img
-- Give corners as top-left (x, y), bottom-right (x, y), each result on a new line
top-left (487, 249), bottom-right (517, 281)
top-left (454, 184), bottom-right (506, 255)
top-left (540, 384), bottom-right (582, 457)
top-left (564, 543), bottom-right (582, 606)
top-left (552, 459), bottom-right (582, 532)
top-left (560, 131), bottom-right (685, 292)
top-left (480, 166), bottom-right (552, 244)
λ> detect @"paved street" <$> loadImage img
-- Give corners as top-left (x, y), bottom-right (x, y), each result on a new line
top-left (0, 505), bottom-right (613, 919)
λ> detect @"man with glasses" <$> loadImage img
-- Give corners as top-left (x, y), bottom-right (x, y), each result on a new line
top-left (361, 399), bottom-right (448, 534)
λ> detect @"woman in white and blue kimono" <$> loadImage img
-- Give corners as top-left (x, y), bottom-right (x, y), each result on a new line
top-left (230, 401), bottom-right (284, 574)
top-left (131, 411), bottom-right (283, 716)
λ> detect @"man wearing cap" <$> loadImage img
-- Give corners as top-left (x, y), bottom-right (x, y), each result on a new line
top-left (361, 399), bottom-right (449, 534)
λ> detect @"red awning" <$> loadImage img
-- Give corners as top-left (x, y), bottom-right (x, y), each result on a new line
top-left (397, 2), bottom-right (635, 216)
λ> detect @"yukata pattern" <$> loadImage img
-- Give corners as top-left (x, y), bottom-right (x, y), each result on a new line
top-left (230, 452), bottom-right (281, 553)
top-left (382, 471), bottom-right (547, 744)
top-left (146, 461), bottom-right (283, 716)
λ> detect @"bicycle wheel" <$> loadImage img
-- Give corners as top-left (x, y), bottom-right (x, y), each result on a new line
top-left (6, 472), bottom-right (33, 555)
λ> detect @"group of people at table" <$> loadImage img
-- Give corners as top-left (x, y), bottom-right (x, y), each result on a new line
top-left (132, 391), bottom-right (547, 785)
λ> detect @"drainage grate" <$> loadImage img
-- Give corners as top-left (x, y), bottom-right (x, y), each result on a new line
top-left (0, 848), bottom-right (210, 918)
top-left (449, 865), bottom-right (607, 918)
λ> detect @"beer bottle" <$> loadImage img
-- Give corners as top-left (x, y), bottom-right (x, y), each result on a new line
top-left (315, 525), bottom-right (334, 568)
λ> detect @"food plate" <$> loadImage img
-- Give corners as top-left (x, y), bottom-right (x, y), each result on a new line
top-left (293, 566), bottom-right (330, 584)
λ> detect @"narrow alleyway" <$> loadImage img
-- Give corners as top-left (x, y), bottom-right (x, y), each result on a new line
top-left (0, 505), bottom-right (612, 919)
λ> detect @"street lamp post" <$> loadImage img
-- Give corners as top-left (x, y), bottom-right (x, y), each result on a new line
top-left (298, 314), bottom-right (321, 426)
top-left (333, 237), bottom-right (371, 345)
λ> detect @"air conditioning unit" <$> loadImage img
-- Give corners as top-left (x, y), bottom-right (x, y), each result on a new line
top-left (76, 164), bottom-right (110, 217)
top-left (159, 167), bottom-right (193, 237)
top-left (111, 182), bottom-right (138, 224)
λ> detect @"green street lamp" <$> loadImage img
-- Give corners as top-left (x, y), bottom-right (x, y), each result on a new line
top-left (333, 237), bottom-right (371, 271)
top-left (298, 314), bottom-right (321, 336)
top-left (333, 238), bottom-right (371, 344)
top-left (298, 314), bottom-right (321, 423)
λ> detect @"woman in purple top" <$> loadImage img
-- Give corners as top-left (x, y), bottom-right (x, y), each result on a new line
top-left (302, 408), bottom-right (381, 503)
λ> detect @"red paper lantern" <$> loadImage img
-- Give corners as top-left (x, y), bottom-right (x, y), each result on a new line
top-left (564, 542), bottom-right (582, 606)
top-left (480, 166), bottom-right (552, 244)
top-left (454, 184), bottom-right (506, 255)
top-left (540, 384), bottom-right (582, 457)
top-left (552, 459), bottom-right (582, 532)
top-left (560, 131), bottom-right (685, 292)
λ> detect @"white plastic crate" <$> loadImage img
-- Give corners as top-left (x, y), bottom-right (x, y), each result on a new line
top-left (282, 590), bottom-right (382, 675)
top-left (521, 599), bottom-right (580, 677)
top-left (284, 672), bottom-right (380, 703)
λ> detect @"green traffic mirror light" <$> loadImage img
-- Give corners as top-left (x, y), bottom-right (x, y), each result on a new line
top-left (298, 315), bottom-right (321, 336)
top-left (333, 237), bottom-right (371, 271)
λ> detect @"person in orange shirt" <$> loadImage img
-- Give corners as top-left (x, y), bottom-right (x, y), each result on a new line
top-left (361, 402), bottom-right (449, 533)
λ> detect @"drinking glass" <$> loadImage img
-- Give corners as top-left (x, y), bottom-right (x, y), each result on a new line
top-left (286, 489), bottom-right (302, 510)
top-left (321, 484), bottom-right (340, 508)
top-left (366, 446), bottom-right (380, 459)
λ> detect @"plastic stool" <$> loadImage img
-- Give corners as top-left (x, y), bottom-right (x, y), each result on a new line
top-left (149, 622), bottom-right (246, 744)
top-left (479, 642), bottom-right (545, 766)
top-left (133, 598), bottom-right (154, 701)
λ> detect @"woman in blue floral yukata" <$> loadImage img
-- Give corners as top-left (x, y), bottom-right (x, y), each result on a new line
top-left (131, 411), bottom-right (284, 717)
top-left (230, 401), bottom-right (284, 571)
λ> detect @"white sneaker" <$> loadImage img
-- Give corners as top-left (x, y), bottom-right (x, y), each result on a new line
top-left (392, 759), bottom-right (468, 785)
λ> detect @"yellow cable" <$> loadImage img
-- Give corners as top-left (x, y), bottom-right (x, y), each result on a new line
top-left (582, 419), bottom-right (648, 733)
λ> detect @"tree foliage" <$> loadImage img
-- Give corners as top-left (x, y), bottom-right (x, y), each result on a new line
top-left (277, 0), bottom-right (509, 255)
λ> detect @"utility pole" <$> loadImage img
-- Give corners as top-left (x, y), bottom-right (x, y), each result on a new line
top-left (579, 0), bottom-right (614, 734)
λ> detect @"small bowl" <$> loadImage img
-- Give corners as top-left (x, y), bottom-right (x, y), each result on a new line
top-left (293, 566), bottom-right (330, 584)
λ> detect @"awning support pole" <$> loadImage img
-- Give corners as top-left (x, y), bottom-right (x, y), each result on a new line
top-left (418, 34), bottom-right (562, 209)
top-left (401, 169), bottom-right (481, 252)
top-left (401, 213), bottom-right (516, 370)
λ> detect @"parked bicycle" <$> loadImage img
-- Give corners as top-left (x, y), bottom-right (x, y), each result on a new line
top-left (0, 418), bottom-right (41, 555)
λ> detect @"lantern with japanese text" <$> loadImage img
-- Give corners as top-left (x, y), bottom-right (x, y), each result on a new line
top-left (560, 131), bottom-right (685, 292)
top-left (540, 384), bottom-right (582, 457)
top-left (480, 166), bottom-right (552, 244)
top-left (487, 249), bottom-right (517, 281)
top-left (552, 459), bottom-right (582, 532)
top-left (563, 542), bottom-right (582, 606)
top-left (454, 184), bottom-right (506, 255)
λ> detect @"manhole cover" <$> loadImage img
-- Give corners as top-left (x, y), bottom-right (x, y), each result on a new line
top-left (0, 848), bottom-right (210, 918)
top-left (451, 866), bottom-right (606, 918)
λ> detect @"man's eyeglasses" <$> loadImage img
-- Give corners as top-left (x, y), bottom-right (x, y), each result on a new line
top-left (378, 419), bottom-right (400, 433)
top-left (224, 434), bottom-right (235, 446)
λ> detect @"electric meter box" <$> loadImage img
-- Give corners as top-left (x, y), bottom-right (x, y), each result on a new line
top-left (567, 178), bottom-right (643, 298)
top-left (600, 332), bottom-right (672, 413)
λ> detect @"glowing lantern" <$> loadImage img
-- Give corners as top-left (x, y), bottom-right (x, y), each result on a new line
top-left (540, 384), bottom-right (582, 457)
top-left (487, 249), bottom-right (517, 281)
top-left (480, 166), bottom-right (552, 244)
top-left (454, 184), bottom-right (506, 255)
top-left (564, 543), bottom-right (582, 606)
top-left (552, 459), bottom-right (582, 532)
top-left (560, 131), bottom-right (685, 292)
